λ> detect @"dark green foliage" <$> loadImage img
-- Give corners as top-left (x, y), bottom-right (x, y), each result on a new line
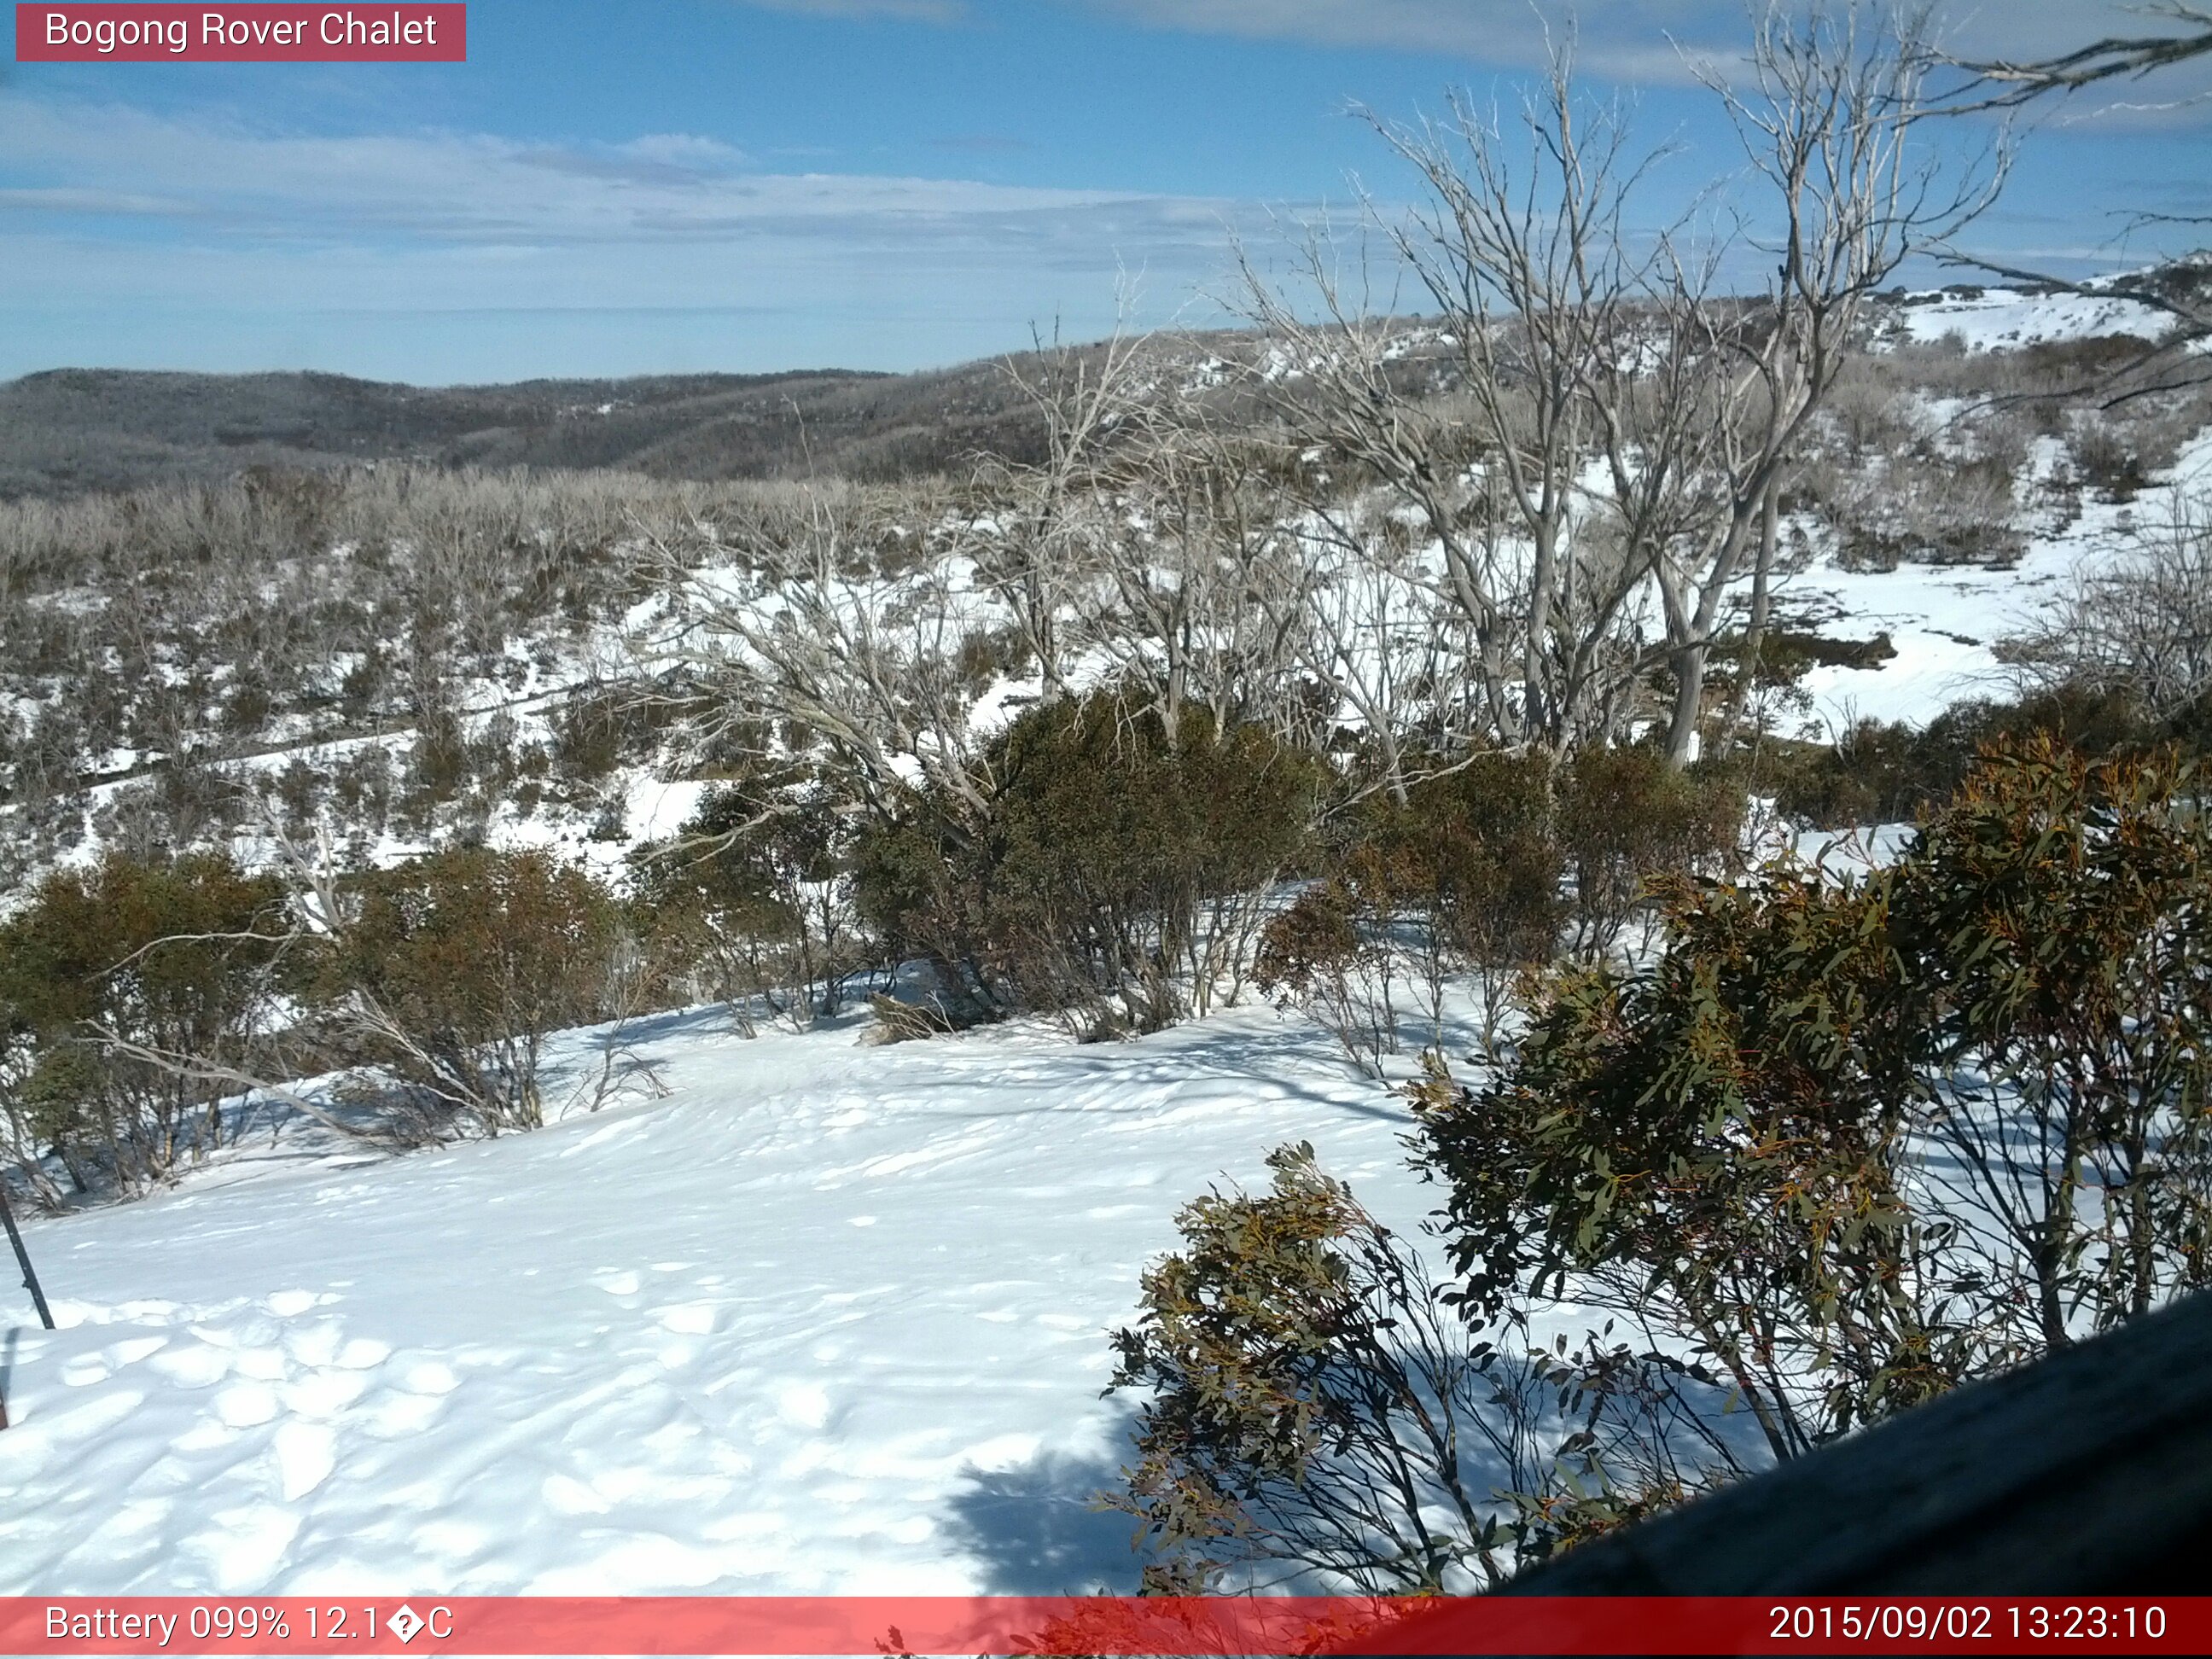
top-left (1254, 866), bottom-right (1403, 1074)
top-left (1417, 736), bottom-right (2212, 1471)
top-left (1388, 752), bottom-right (1568, 975)
top-left (1890, 739), bottom-right (2212, 1344)
top-left (1414, 871), bottom-right (1968, 1466)
top-left (1555, 745), bottom-right (1744, 956)
top-left (0, 853), bottom-right (289, 1197)
top-left (1259, 751), bottom-right (1568, 1068)
top-left (1126, 738), bottom-right (2212, 1592)
top-left (1765, 684), bottom-right (2211, 826)
top-left (855, 694), bottom-right (1319, 1033)
top-left (1257, 746), bottom-right (1740, 1067)
top-left (633, 767), bottom-right (861, 1030)
top-left (1109, 1144), bottom-right (1737, 1594)
top-left (1109, 1144), bottom-right (1518, 1592)
top-left (320, 847), bottom-right (620, 1133)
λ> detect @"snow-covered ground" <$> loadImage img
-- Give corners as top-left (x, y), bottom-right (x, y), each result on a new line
top-left (6, 280), bottom-right (2209, 1597)
top-left (0, 1003), bottom-right (1452, 1595)
top-left (1890, 285), bottom-right (2176, 352)
top-left (1790, 428), bottom-right (2212, 731)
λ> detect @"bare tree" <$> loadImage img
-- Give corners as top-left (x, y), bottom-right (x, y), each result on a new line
top-left (1232, 48), bottom-right (1667, 758)
top-left (2001, 489), bottom-right (2212, 715)
top-left (1089, 407), bottom-right (1319, 749)
top-left (638, 481), bottom-right (998, 824)
top-left (1648, 1), bottom-right (2011, 764)
top-left (1952, 3), bottom-right (2212, 109)
top-left (973, 318), bottom-right (1149, 705)
top-left (1940, 6), bottom-right (2212, 401)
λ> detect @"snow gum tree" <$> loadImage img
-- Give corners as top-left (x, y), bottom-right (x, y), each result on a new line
top-left (1235, 3), bottom-right (2008, 766)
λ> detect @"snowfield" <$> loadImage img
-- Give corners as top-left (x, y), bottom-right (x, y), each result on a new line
top-left (0, 1003), bottom-right (1445, 1595)
top-left (1891, 285), bottom-right (2178, 352)
top-left (1790, 428), bottom-right (2212, 731)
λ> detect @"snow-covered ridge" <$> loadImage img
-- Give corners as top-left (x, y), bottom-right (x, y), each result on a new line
top-left (1885, 283), bottom-right (2177, 352)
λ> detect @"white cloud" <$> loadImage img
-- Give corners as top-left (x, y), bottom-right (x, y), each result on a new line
top-left (0, 96), bottom-right (1265, 376)
top-left (0, 98), bottom-right (1214, 247)
top-left (1075, 0), bottom-right (2212, 108)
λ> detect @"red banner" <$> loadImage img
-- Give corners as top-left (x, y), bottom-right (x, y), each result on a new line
top-left (0, 1597), bottom-right (2204, 1655)
top-left (15, 4), bottom-right (464, 61)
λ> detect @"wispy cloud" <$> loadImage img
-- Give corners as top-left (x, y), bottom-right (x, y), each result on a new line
top-left (0, 96), bottom-right (1264, 375)
top-left (928, 132), bottom-right (1033, 154)
top-left (1086, 0), bottom-right (1715, 78)
top-left (1077, 0), bottom-right (2212, 104)
top-left (0, 99), bottom-right (1210, 247)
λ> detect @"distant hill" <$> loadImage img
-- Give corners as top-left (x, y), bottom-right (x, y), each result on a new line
top-left (0, 360), bottom-right (1060, 498)
top-left (12, 269), bottom-right (2203, 501)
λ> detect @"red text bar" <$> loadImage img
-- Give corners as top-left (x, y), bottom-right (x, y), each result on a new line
top-left (15, 4), bottom-right (465, 61)
top-left (1, 1597), bottom-right (2206, 1655)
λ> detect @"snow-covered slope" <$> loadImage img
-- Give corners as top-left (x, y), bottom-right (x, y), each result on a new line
top-left (1787, 428), bottom-right (2212, 731)
top-left (0, 1004), bottom-right (1448, 1595)
top-left (1889, 286), bottom-right (2175, 352)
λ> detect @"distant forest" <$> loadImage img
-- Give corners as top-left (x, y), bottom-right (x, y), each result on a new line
top-left (0, 358), bottom-right (1066, 498)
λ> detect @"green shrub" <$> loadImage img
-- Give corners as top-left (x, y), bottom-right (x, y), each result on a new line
top-left (855, 694), bottom-right (1319, 1034)
top-left (1417, 736), bottom-right (2212, 1470)
top-left (1767, 685), bottom-right (2207, 827)
top-left (1126, 737), bottom-right (2212, 1592)
top-left (322, 847), bottom-right (620, 1133)
top-left (632, 766), bottom-right (861, 1031)
top-left (0, 852), bottom-right (289, 1196)
top-left (1555, 745), bottom-right (1743, 957)
top-left (1260, 750), bottom-right (1569, 1064)
top-left (1109, 1143), bottom-right (1733, 1593)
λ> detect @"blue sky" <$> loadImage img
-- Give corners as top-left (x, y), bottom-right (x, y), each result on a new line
top-left (2, 0), bottom-right (2206, 384)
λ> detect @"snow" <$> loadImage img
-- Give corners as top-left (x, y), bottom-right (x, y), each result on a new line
top-left (1890, 287), bottom-right (2175, 352)
top-left (0, 1003), bottom-right (1446, 1595)
top-left (7, 285), bottom-right (2212, 1596)
top-left (1788, 428), bottom-right (2212, 732)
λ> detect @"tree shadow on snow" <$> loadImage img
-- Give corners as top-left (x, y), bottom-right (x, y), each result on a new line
top-left (940, 1412), bottom-right (1146, 1592)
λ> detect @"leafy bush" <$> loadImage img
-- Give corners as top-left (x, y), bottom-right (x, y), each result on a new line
top-left (856, 694), bottom-right (1319, 1035)
top-left (1124, 738), bottom-right (2212, 1591)
top-left (633, 767), bottom-right (862, 1032)
top-left (1260, 751), bottom-right (1567, 1067)
top-left (1889, 740), bottom-right (2212, 1345)
top-left (1417, 736), bottom-right (2212, 1470)
top-left (1767, 685), bottom-right (2206, 827)
top-left (1109, 1144), bottom-right (1738, 1593)
top-left (0, 853), bottom-right (289, 1199)
top-left (1254, 862), bottom-right (1407, 1076)
top-left (1554, 745), bottom-right (1743, 957)
top-left (317, 847), bottom-right (621, 1135)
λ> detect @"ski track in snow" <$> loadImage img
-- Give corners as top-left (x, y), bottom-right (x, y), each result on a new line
top-left (0, 1004), bottom-right (1452, 1595)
